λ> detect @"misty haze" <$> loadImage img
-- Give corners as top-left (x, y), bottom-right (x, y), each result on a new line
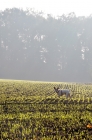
top-left (0, 8), bottom-right (92, 82)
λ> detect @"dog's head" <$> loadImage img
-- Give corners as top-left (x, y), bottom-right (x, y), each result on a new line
top-left (54, 87), bottom-right (59, 93)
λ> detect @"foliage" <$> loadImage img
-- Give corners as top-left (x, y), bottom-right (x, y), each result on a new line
top-left (0, 8), bottom-right (92, 82)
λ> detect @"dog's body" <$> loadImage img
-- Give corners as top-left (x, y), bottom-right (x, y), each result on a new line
top-left (54, 87), bottom-right (70, 98)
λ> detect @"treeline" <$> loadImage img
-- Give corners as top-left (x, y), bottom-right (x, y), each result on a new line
top-left (0, 8), bottom-right (92, 82)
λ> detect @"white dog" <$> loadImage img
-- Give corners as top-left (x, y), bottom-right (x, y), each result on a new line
top-left (54, 87), bottom-right (70, 98)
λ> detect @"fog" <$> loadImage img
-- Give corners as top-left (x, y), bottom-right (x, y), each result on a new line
top-left (0, 8), bottom-right (92, 82)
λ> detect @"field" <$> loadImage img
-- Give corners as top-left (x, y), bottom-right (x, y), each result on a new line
top-left (0, 79), bottom-right (92, 140)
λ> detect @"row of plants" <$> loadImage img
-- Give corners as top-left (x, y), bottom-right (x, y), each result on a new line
top-left (1, 101), bottom-right (92, 114)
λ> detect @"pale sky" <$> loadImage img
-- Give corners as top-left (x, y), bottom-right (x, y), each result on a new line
top-left (0, 0), bottom-right (92, 17)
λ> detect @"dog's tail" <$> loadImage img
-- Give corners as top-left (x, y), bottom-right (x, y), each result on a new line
top-left (69, 88), bottom-right (74, 97)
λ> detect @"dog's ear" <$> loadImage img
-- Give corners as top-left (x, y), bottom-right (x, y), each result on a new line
top-left (54, 87), bottom-right (56, 89)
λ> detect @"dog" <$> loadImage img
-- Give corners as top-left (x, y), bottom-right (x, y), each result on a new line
top-left (54, 87), bottom-right (70, 98)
